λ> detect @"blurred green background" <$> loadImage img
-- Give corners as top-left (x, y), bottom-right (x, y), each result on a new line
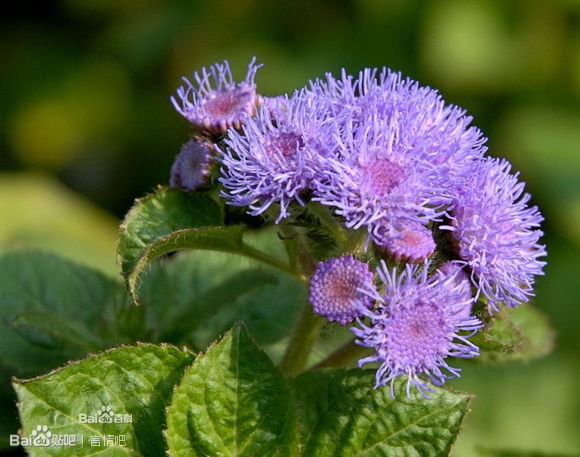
top-left (1, 0), bottom-right (579, 455)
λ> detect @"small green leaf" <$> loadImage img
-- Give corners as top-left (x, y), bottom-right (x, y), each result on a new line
top-left (166, 325), bottom-right (297, 457)
top-left (117, 186), bottom-right (223, 276)
top-left (14, 344), bottom-right (194, 457)
top-left (294, 370), bottom-right (472, 457)
top-left (473, 305), bottom-right (555, 363)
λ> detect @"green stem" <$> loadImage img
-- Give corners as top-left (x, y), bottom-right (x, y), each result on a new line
top-left (278, 226), bottom-right (322, 377)
top-left (311, 340), bottom-right (371, 370)
top-left (279, 304), bottom-right (324, 377)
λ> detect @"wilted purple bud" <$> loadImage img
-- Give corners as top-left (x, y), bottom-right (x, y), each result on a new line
top-left (171, 58), bottom-right (262, 135)
top-left (444, 158), bottom-right (547, 310)
top-left (352, 261), bottom-right (482, 397)
top-left (169, 137), bottom-right (214, 191)
top-left (309, 255), bottom-right (375, 325)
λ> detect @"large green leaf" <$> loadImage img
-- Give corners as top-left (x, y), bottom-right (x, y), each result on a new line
top-left (294, 370), bottom-right (472, 457)
top-left (473, 305), bottom-right (555, 363)
top-left (13, 344), bottom-right (194, 457)
top-left (0, 250), bottom-right (131, 377)
top-left (117, 187), bottom-right (295, 302)
top-left (0, 250), bottom-right (137, 449)
top-left (165, 325), bottom-right (297, 457)
top-left (136, 230), bottom-right (305, 357)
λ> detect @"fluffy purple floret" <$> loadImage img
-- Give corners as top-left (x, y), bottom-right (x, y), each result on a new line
top-left (171, 58), bottom-right (262, 134)
top-left (218, 90), bottom-right (332, 222)
top-left (352, 261), bottom-right (482, 397)
top-left (312, 112), bottom-right (449, 230)
top-left (170, 137), bottom-right (214, 191)
top-left (312, 68), bottom-right (487, 190)
top-left (311, 69), bottom-right (487, 235)
top-left (309, 256), bottom-right (375, 325)
top-left (443, 158), bottom-right (547, 310)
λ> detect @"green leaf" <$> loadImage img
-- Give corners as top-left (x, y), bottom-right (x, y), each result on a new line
top-left (118, 188), bottom-right (295, 302)
top-left (294, 370), bottom-right (471, 457)
top-left (158, 268), bottom-right (279, 343)
top-left (13, 344), bottom-right (194, 457)
top-left (127, 225), bottom-right (297, 303)
top-left (0, 250), bottom-right (131, 377)
top-left (137, 238), bottom-right (305, 360)
top-left (11, 311), bottom-right (105, 352)
top-left (473, 305), bottom-right (555, 363)
top-left (0, 250), bottom-right (138, 449)
top-left (165, 325), bottom-right (297, 457)
top-left (117, 186), bottom-right (223, 276)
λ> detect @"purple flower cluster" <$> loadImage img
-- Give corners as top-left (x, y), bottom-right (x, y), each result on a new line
top-left (170, 58), bottom-right (546, 395)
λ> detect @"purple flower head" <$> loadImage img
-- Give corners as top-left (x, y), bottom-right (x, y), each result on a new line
top-left (170, 137), bottom-right (214, 191)
top-left (372, 219), bottom-right (436, 263)
top-left (309, 255), bottom-right (375, 325)
top-left (312, 68), bottom-right (486, 194)
top-left (218, 90), bottom-right (332, 222)
top-left (444, 158), bottom-right (547, 310)
top-left (352, 261), bottom-right (482, 397)
top-left (171, 58), bottom-right (262, 134)
top-left (312, 112), bottom-right (449, 231)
